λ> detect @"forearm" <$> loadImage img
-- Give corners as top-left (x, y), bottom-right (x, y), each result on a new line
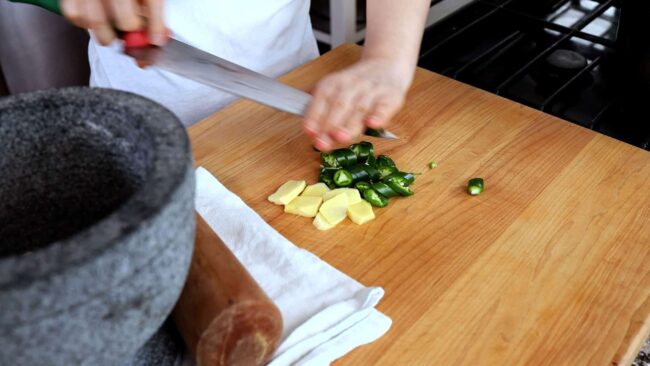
top-left (363, 0), bottom-right (430, 85)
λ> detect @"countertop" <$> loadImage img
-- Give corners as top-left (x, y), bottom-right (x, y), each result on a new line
top-left (188, 44), bottom-right (650, 365)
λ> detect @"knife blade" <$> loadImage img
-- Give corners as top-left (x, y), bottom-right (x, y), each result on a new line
top-left (125, 39), bottom-right (399, 140)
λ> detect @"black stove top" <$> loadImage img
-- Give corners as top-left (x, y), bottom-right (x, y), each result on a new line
top-left (419, 0), bottom-right (650, 151)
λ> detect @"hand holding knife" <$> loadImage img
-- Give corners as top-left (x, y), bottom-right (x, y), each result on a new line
top-left (10, 0), bottom-right (399, 142)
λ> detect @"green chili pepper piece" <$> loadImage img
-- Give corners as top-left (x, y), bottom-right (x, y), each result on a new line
top-left (355, 181), bottom-right (372, 191)
top-left (347, 165), bottom-right (370, 183)
top-left (349, 141), bottom-right (374, 163)
top-left (320, 166), bottom-right (341, 174)
top-left (320, 152), bottom-right (339, 168)
top-left (386, 180), bottom-right (413, 196)
top-left (378, 165), bottom-right (398, 179)
top-left (375, 155), bottom-right (396, 168)
top-left (402, 172), bottom-right (416, 184)
top-left (360, 141), bottom-right (374, 154)
top-left (333, 169), bottom-right (354, 187)
top-left (319, 171), bottom-right (336, 189)
top-left (384, 172), bottom-right (416, 185)
top-left (371, 182), bottom-right (398, 198)
top-left (467, 177), bottom-right (484, 196)
top-left (429, 161), bottom-right (437, 169)
top-left (361, 165), bottom-right (381, 181)
top-left (362, 188), bottom-right (389, 207)
top-left (331, 148), bottom-right (358, 167)
top-left (383, 174), bottom-right (410, 187)
top-left (366, 154), bottom-right (377, 167)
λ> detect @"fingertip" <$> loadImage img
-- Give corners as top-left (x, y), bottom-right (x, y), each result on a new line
top-left (330, 128), bottom-right (350, 144)
top-left (314, 135), bottom-right (333, 152)
top-left (365, 115), bottom-right (386, 128)
top-left (146, 0), bottom-right (167, 46)
top-left (303, 123), bottom-right (318, 138)
top-left (93, 24), bottom-right (117, 46)
top-left (60, 0), bottom-right (82, 25)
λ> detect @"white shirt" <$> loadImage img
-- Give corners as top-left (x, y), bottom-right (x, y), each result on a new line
top-left (89, 0), bottom-right (318, 126)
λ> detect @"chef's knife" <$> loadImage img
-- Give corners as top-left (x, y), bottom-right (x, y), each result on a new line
top-left (11, 0), bottom-right (399, 140)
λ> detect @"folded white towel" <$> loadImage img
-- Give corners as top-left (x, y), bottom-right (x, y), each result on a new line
top-left (194, 167), bottom-right (391, 365)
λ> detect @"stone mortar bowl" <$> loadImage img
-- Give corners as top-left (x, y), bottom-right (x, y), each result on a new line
top-left (0, 88), bottom-right (195, 365)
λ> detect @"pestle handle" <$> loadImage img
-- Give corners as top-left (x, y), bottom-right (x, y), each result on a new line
top-left (172, 213), bottom-right (283, 366)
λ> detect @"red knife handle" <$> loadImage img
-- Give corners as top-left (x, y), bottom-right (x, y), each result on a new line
top-left (120, 31), bottom-right (151, 48)
top-left (120, 29), bottom-right (171, 48)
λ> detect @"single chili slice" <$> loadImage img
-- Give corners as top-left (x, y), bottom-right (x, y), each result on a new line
top-left (320, 148), bottom-right (357, 168)
top-left (320, 152), bottom-right (339, 167)
top-left (467, 177), bottom-right (484, 196)
top-left (384, 171), bottom-right (416, 185)
top-left (347, 165), bottom-right (370, 183)
top-left (362, 188), bottom-right (389, 207)
top-left (366, 154), bottom-right (377, 167)
top-left (332, 148), bottom-right (358, 167)
top-left (384, 174), bottom-right (410, 188)
top-left (378, 165), bottom-right (398, 179)
top-left (371, 182), bottom-right (398, 198)
top-left (355, 181), bottom-right (372, 191)
top-left (375, 155), bottom-right (396, 168)
top-left (386, 180), bottom-right (413, 196)
top-left (333, 169), bottom-right (354, 187)
top-left (362, 165), bottom-right (381, 181)
top-left (320, 166), bottom-right (341, 174)
top-left (319, 169), bottom-right (336, 189)
top-left (349, 141), bottom-right (374, 163)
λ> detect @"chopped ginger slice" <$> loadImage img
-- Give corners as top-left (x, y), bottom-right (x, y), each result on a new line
top-left (268, 180), bottom-right (306, 205)
top-left (347, 200), bottom-right (375, 225)
top-left (285, 196), bottom-right (322, 217)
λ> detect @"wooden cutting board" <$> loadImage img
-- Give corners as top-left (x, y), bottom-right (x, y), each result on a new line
top-left (188, 44), bottom-right (650, 365)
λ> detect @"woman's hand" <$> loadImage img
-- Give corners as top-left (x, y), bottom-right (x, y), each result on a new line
top-left (303, 58), bottom-right (411, 152)
top-left (304, 0), bottom-right (430, 152)
top-left (60, 0), bottom-right (166, 46)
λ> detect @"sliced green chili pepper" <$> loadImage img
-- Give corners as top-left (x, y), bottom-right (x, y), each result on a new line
top-left (378, 165), bottom-right (398, 179)
top-left (320, 152), bottom-right (338, 168)
top-left (320, 166), bottom-right (341, 174)
top-left (349, 141), bottom-right (374, 163)
top-left (467, 177), bottom-right (484, 196)
top-left (333, 148), bottom-right (357, 166)
top-left (362, 165), bottom-right (381, 181)
top-left (386, 180), bottom-right (413, 196)
top-left (384, 171), bottom-right (416, 185)
top-left (320, 148), bottom-right (357, 168)
top-left (375, 155), bottom-right (396, 168)
top-left (384, 174), bottom-right (411, 188)
top-left (429, 161), bottom-right (437, 169)
top-left (371, 182), bottom-right (398, 198)
top-left (333, 169), bottom-right (354, 187)
top-left (362, 188), bottom-right (389, 207)
top-left (347, 165), bottom-right (370, 183)
top-left (375, 155), bottom-right (397, 178)
top-left (355, 181), bottom-right (372, 191)
top-left (366, 154), bottom-right (377, 167)
top-left (319, 171), bottom-right (336, 189)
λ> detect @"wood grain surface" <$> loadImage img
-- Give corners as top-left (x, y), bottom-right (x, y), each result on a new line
top-left (188, 44), bottom-right (650, 366)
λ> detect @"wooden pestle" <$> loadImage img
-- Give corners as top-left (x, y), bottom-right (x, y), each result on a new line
top-left (172, 213), bottom-right (283, 366)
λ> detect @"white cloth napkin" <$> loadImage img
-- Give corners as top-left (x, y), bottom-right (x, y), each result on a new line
top-left (193, 167), bottom-right (392, 366)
